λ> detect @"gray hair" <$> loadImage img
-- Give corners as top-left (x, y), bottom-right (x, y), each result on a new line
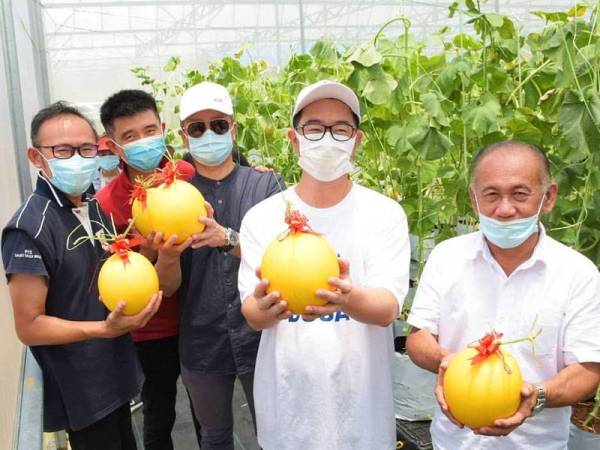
top-left (470, 140), bottom-right (551, 188)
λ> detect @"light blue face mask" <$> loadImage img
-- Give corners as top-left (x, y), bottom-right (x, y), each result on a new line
top-left (44, 153), bottom-right (99, 196)
top-left (120, 134), bottom-right (166, 172)
top-left (476, 193), bottom-right (546, 249)
top-left (188, 130), bottom-right (233, 166)
top-left (98, 154), bottom-right (120, 172)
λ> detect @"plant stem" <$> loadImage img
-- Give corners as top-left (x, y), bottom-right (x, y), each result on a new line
top-left (416, 158), bottom-right (425, 282)
top-left (506, 61), bottom-right (552, 106)
top-left (373, 16), bottom-right (410, 46)
top-left (583, 383), bottom-right (600, 427)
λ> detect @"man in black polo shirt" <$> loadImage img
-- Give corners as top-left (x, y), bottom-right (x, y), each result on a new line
top-left (2, 102), bottom-right (161, 450)
top-left (156, 81), bottom-right (283, 449)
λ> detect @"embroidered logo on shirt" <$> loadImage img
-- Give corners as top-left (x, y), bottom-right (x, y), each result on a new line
top-left (288, 311), bottom-right (351, 323)
top-left (13, 249), bottom-right (42, 260)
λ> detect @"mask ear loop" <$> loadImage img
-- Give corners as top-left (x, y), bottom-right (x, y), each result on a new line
top-left (35, 149), bottom-right (54, 180)
top-left (473, 190), bottom-right (482, 215)
top-left (536, 191), bottom-right (547, 216)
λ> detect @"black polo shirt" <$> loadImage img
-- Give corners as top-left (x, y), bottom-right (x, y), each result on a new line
top-left (179, 164), bottom-right (283, 373)
top-left (1, 175), bottom-right (142, 432)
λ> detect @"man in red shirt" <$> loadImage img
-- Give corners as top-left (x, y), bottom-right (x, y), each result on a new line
top-left (96, 89), bottom-right (201, 450)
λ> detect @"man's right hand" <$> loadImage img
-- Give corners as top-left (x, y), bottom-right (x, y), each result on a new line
top-left (151, 232), bottom-right (194, 262)
top-left (435, 353), bottom-right (464, 428)
top-left (253, 268), bottom-right (292, 322)
top-left (101, 291), bottom-right (163, 338)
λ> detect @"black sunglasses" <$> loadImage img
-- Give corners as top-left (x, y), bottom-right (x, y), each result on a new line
top-left (184, 119), bottom-right (231, 138)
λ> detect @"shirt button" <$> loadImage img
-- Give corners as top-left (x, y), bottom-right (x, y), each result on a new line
top-left (228, 303), bottom-right (232, 309)
top-left (217, 199), bottom-right (223, 205)
top-left (216, 181), bottom-right (221, 186)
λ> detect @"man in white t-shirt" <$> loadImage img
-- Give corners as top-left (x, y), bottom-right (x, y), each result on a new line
top-left (238, 80), bottom-right (410, 450)
top-left (406, 140), bottom-right (600, 450)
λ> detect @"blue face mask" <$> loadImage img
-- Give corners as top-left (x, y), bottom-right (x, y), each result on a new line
top-left (98, 154), bottom-right (120, 171)
top-left (121, 134), bottom-right (166, 172)
top-left (44, 153), bottom-right (99, 196)
top-left (189, 130), bottom-right (233, 166)
top-left (476, 194), bottom-right (546, 249)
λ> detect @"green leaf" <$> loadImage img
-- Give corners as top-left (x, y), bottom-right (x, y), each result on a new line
top-left (310, 40), bottom-right (339, 63)
top-left (463, 94), bottom-right (502, 137)
top-left (348, 42), bottom-right (382, 67)
top-left (234, 43), bottom-right (251, 59)
top-left (567, 4), bottom-right (587, 17)
top-left (507, 119), bottom-right (543, 144)
top-left (484, 13), bottom-right (505, 28)
top-left (163, 56), bottom-right (181, 72)
top-left (421, 92), bottom-right (450, 127)
top-left (409, 126), bottom-right (453, 160)
top-left (532, 11), bottom-right (568, 23)
top-left (557, 90), bottom-right (600, 161)
top-left (363, 65), bottom-right (398, 105)
top-left (452, 33), bottom-right (483, 50)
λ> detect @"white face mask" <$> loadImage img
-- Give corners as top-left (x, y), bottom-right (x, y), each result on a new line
top-left (297, 133), bottom-right (356, 182)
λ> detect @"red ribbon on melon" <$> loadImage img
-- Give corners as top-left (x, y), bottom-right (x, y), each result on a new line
top-left (467, 319), bottom-right (542, 373)
top-left (284, 209), bottom-right (315, 234)
top-left (107, 234), bottom-right (145, 264)
top-left (130, 182), bottom-right (148, 209)
top-left (470, 330), bottom-right (504, 365)
top-left (277, 207), bottom-right (321, 241)
top-left (154, 160), bottom-right (179, 187)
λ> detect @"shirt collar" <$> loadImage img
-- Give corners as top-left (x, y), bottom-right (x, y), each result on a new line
top-left (468, 224), bottom-right (550, 269)
top-left (193, 163), bottom-right (239, 185)
top-left (35, 172), bottom-right (94, 209)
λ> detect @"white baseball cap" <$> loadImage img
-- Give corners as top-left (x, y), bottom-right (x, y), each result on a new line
top-left (179, 81), bottom-right (233, 121)
top-left (292, 80), bottom-right (361, 125)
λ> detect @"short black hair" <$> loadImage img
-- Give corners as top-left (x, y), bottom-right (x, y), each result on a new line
top-left (30, 101), bottom-right (97, 147)
top-left (100, 89), bottom-right (160, 134)
top-left (471, 140), bottom-right (551, 186)
top-left (292, 106), bottom-right (360, 129)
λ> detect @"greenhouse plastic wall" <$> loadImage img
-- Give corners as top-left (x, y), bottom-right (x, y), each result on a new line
top-left (39, 0), bottom-right (576, 106)
top-left (0, 0), bottom-right (48, 448)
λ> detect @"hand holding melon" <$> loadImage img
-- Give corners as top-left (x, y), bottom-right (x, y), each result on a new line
top-left (260, 207), bottom-right (341, 316)
top-left (439, 327), bottom-right (542, 434)
top-left (130, 161), bottom-right (207, 244)
top-left (97, 234), bottom-right (160, 316)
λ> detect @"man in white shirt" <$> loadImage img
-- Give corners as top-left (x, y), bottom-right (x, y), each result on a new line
top-left (406, 140), bottom-right (600, 450)
top-left (238, 80), bottom-right (411, 450)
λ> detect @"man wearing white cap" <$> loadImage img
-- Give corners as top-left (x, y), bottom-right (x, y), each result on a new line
top-left (156, 81), bottom-right (283, 449)
top-left (237, 80), bottom-right (411, 449)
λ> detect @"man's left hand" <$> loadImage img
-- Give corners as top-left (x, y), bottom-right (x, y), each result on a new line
top-left (191, 201), bottom-right (228, 249)
top-left (472, 383), bottom-right (537, 436)
top-left (302, 258), bottom-right (352, 320)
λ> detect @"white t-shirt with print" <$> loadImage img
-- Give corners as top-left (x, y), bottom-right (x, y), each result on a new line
top-left (238, 184), bottom-right (410, 450)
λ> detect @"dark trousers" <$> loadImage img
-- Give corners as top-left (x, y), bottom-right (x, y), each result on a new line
top-left (135, 335), bottom-right (202, 450)
top-left (181, 366), bottom-right (256, 450)
top-left (67, 403), bottom-right (136, 450)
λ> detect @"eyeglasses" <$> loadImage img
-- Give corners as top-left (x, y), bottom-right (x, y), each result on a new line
top-left (184, 119), bottom-right (231, 138)
top-left (37, 144), bottom-right (99, 159)
top-left (295, 122), bottom-right (356, 142)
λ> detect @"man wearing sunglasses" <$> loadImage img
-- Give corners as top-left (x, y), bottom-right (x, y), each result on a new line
top-left (237, 80), bottom-right (410, 449)
top-left (2, 102), bottom-right (162, 449)
top-left (156, 81), bottom-right (283, 450)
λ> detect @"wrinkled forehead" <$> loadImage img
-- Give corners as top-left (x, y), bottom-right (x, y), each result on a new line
top-left (473, 148), bottom-right (547, 190)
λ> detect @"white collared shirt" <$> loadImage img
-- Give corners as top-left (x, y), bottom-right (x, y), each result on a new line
top-left (408, 226), bottom-right (600, 450)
